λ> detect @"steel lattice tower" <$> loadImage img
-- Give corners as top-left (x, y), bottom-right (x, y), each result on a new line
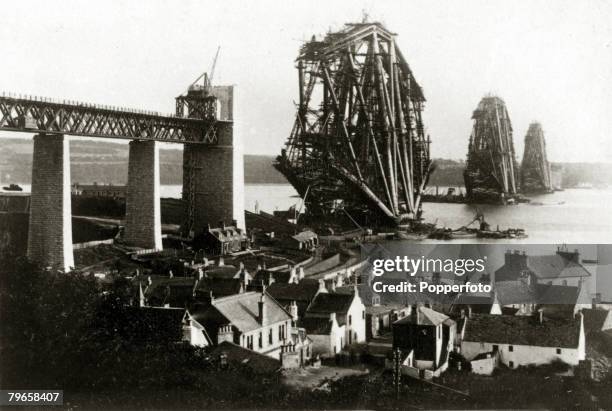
top-left (275, 21), bottom-right (431, 226)
top-left (464, 96), bottom-right (519, 203)
top-left (520, 122), bottom-right (553, 193)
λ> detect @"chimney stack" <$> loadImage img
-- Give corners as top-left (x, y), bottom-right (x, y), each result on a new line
top-left (467, 305), bottom-right (472, 318)
top-left (258, 293), bottom-right (267, 324)
top-left (537, 308), bottom-right (544, 324)
top-left (289, 300), bottom-right (299, 323)
top-left (218, 257), bottom-right (225, 267)
top-left (298, 267), bottom-right (305, 282)
top-left (329, 312), bottom-right (336, 324)
top-left (317, 279), bottom-right (328, 294)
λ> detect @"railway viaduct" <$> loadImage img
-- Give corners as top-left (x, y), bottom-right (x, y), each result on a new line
top-left (0, 83), bottom-right (245, 272)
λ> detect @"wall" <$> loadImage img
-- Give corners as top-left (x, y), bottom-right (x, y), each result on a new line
top-left (346, 294), bottom-right (366, 345)
top-left (461, 340), bottom-right (584, 368)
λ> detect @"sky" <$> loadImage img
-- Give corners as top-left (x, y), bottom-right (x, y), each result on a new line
top-left (1, 0), bottom-right (611, 162)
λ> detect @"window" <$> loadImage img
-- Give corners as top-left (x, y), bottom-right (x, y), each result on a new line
top-left (362, 310), bottom-right (365, 320)
top-left (258, 332), bottom-right (262, 349)
top-left (509, 345), bottom-right (514, 352)
top-left (349, 315), bottom-right (352, 326)
top-left (556, 348), bottom-right (562, 354)
top-left (269, 328), bottom-right (273, 345)
top-left (509, 361), bottom-right (514, 369)
top-left (246, 335), bottom-right (253, 350)
top-left (278, 325), bottom-right (283, 341)
top-left (493, 344), bottom-right (499, 352)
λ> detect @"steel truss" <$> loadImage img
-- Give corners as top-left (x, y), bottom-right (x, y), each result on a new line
top-left (520, 122), bottom-right (552, 193)
top-left (464, 96), bottom-right (519, 203)
top-left (0, 94), bottom-right (224, 144)
top-left (276, 22), bottom-right (431, 225)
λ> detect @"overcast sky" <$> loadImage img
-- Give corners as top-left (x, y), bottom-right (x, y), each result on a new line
top-left (1, 0), bottom-right (611, 162)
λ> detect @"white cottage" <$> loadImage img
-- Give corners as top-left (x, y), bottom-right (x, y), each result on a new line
top-left (460, 312), bottom-right (585, 369)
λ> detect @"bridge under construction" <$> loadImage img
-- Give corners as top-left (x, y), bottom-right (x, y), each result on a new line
top-left (520, 122), bottom-right (553, 193)
top-left (463, 96), bottom-right (520, 204)
top-left (275, 21), bottom-right (431, 227)
top-left (0, 70), bottom-right (244, 271)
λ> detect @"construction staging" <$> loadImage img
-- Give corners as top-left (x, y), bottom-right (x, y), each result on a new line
top-left (275, 21), bottom-right (431, 228)
top-left (520, 122), bottom-right (553, 193)
top-left (463, 96), bottom-right (520, 204)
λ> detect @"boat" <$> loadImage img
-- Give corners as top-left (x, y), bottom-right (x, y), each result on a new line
top-left (477, 228), bottom-right (527, 239)
top-left (395, 231), bottom-right (428, 241)
top-left (2, 183), bottom-right (23, 191)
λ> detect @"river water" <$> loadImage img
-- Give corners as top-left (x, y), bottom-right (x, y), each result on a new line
top-left (5, 183), bottom-right (611, 244)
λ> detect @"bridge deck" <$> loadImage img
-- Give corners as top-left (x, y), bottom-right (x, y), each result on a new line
top-left (0, 94), bottom-right (228, 144)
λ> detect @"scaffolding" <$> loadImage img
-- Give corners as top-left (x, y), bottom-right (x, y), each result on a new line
top-left (520, 122), bottom-right (553, 193)
top-left (275, 21), bottom-right (431, 226)
top-left (464, 96), bottom-right (519, 203)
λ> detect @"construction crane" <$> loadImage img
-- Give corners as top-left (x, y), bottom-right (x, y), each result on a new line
top-left (176, 47), bottom-right (222, 237)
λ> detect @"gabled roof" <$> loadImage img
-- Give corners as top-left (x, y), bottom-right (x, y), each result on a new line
top-left (307, 292), bottom-right (355, 316)
top-left (463, 314), bottom-right (582, 348)
top-left (252, 269), bottom-right (293, 284)
top-left (495, 252), bottom-right (591, 281)
top-left (267, 280), bottom-right (320, 303)
top-left (494, 280), bottom-right (580, 306)
top-left (211, 292), bottom-right (291, 332)
top-left (394, 306), bottom-right (451, 327)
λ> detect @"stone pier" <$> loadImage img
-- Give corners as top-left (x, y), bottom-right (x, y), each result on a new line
top-left (27, 134), bottom-right (74, 271)
top-left (124, 140), bottom-right (163, 250)
top-left (182, 85), bottom-right (245, 236)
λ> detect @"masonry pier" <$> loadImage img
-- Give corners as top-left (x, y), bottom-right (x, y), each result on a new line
top-left (27, 134), bottom-right (74, 271)
top-left (124, 140), bottom-right (163, 250)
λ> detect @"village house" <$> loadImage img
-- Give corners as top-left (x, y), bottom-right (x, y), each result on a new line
top-left (196, 223), bottom-right (249, 255)
top-left (460, 311), bottom-right (586, 373)
top-left (305, 288), bottom-right (366, 345)
top-left (494, 274), bottom-right (587, 317)
top-left (285, 230), bottom-right (318, 252)
top-left (72, 183), bottom-right (126, 199)
top-left (299, 313), bottom-right (344, 357)
top-left (495, 247), bottom-right (591, 289)
top-left (193, 291), bottom-right (293, 360)
top-left (392, 305), bottom-right (456, 378)
top-left (266, 279), bottom-right (325, 321)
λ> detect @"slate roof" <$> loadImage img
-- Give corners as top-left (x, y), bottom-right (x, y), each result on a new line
top-left (394, 306), bottom-right (451, 326)
top-left (205, 265), bottom-right (241, 279)
top-left (495, 281), bottom-right (537, 305)
top-left (299, 317), bottom-right (334, 335)
top-left (267, 280), bottom-right (320, 302)
top-left (210, 292), bottom-right (291, 332)
top-left (496, 253), bottom-right (591, 281)
top-left (252, 269), bottom-right (293, 284)
top-left (307, 292), bottom-right (355, 315)
top-left (495, 281), bottom-right (580, 306)
top-left (463, 314), bottom-right (582, 348)
top-left (210, 341), bottom-right (281, 374)
top-left (527, 255), bottom-right (590, 279)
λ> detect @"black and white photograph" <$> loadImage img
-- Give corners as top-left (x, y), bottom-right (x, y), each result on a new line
top-left (1, 1), bottom-right (611, 409)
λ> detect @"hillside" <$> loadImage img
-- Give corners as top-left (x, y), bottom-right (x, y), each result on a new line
top-left (1, 138), bottom-right (611, 188)
top-left (0, 138), bottom-right (287, 185)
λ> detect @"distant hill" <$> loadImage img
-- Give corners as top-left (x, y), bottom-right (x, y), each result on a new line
top-left (1, 138), bottom-right (611, 188)
top-left (0, 138), bottom-right (287, 185)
